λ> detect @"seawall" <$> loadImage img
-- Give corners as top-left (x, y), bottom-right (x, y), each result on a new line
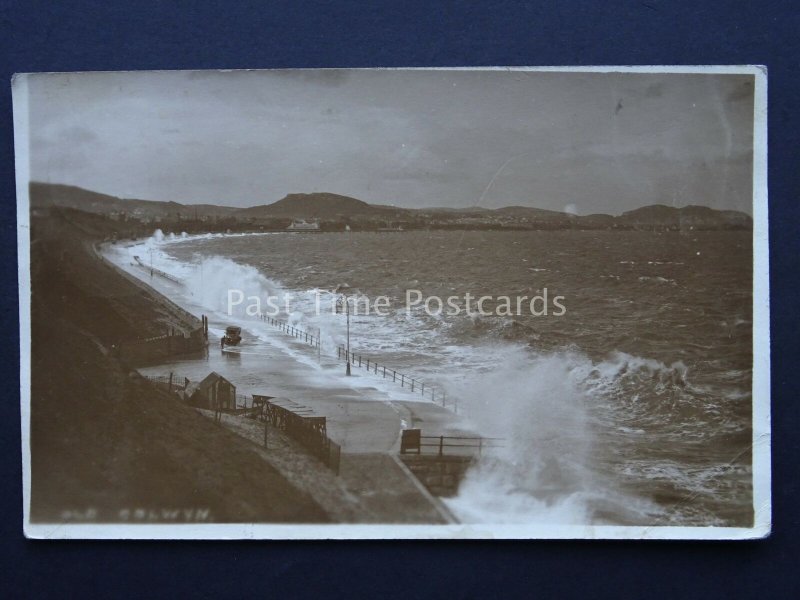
top-left (399, 455), bottom-right (474, 497)
top-left (92, 242), bottom-right (208, 365)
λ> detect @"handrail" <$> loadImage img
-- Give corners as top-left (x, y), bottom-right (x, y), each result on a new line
top-left (402, 432), bottom-right (505, 456)
top-left (258, 313), bottom-right (322, 351)
top-left (335, 344), bottom-right (456, 413)
top-left (419, 435), bottom-right (504, 442)
top-left (132, 255), bottom-right (183, 284)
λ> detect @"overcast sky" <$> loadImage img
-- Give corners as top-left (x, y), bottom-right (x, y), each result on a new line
top-left (25, 69), bottom-right (755, 215)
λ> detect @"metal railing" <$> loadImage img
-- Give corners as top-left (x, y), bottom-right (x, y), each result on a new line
top-left (94, 244), bottom-right (201, 331)
top-left (132, 255), bottom-right (183, 284)
top-left (418, 435), bottom-right (503, 456)
top-left (400, 429), bottom-right (504, 456)
top-left (258, 314), bottom-right (322, 351)
top-left (336, 344), bottom-right (456, 412)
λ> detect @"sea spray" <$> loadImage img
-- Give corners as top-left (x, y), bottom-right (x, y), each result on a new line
top-left (441, 346), bottom-right (663, 524)
top-left (183, 255), bottom-right (285, 318)
top-left (130, 229), bottom-right (752, 525)
top-left (442, 349), bottom-right (599, 523)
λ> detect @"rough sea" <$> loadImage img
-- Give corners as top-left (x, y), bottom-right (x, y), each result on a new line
top-left (135, 229), bottom-right (753, 527)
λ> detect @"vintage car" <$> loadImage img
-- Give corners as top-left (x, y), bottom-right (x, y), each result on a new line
top-left (222, 325), bottom-right (242, 347)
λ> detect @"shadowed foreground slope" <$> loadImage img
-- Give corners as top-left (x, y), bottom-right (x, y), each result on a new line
top-left (28, 210), bottom-right (328, 524)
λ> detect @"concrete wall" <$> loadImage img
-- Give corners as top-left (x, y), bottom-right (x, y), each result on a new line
top-left (118, 328), bottom-right (206, 365)
top-left (398, 455), bottom-right (474, 497)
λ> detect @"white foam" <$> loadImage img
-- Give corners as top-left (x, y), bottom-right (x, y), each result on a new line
top-left (119, 230), bottom-right (729, 526)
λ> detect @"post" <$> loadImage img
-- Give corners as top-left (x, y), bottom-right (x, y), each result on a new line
top-left (345, 293), bottom-right (351, 376)
top-left (439, 435), bottom-right (444, 456)
top-left (168, 372), bottom-right (173, 394)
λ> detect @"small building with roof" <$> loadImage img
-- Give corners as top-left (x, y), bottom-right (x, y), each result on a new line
top-left (184, 371), bottom-right (237, 410)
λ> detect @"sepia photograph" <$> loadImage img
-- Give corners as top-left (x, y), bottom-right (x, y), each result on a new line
top-left (14, 67), bottom-right (769, 539)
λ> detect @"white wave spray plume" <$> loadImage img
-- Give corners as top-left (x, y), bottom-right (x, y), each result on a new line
top-left (444, 347), bottom-right (660, 525)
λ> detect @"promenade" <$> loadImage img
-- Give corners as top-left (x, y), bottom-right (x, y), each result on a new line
top-left (103, 243), bottom-right (469, 523)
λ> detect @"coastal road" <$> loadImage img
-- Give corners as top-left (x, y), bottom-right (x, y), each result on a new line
top-left (104, 243), bottom-right (470, 523)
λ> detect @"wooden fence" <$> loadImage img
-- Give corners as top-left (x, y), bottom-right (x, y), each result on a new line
top-left (254, 395), bottom-right (340, 474)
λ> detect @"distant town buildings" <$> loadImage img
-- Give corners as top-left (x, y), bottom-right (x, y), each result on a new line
top-left (287, 219), bottom-right (321, 231)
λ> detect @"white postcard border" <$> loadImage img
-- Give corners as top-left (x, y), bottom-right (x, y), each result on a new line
top-left (15, 65), bottom-right (770, 540)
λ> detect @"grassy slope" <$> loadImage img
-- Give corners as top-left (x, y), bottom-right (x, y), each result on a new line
top-left (29, 210), bottom-right (328, 523)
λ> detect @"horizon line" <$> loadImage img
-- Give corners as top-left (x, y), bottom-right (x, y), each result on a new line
top-left (28, 180), bottom-right (754, 218)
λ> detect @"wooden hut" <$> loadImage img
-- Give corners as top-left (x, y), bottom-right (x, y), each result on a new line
top-left (185, 371), bottom-right (237, 410)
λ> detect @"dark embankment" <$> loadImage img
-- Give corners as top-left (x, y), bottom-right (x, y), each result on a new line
top-left (29, 208), bottom-right (328, 523)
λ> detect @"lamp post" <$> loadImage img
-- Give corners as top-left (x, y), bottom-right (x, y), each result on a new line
top-left (335, 284), bottom-right (352, 376)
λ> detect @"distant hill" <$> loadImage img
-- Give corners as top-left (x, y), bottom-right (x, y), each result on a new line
top-left (27, 182), bottom-right (752, 230)
top-left (619, 204), bottom-right (753, 229)
top-left (238, 192), bottom-right (395, 219)
top-left (29, 182), bottom-right (237, 219)
top-left (420, 206), bottom-right (493, 214)
top-left (31, 182), bottom-right (146, 212)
